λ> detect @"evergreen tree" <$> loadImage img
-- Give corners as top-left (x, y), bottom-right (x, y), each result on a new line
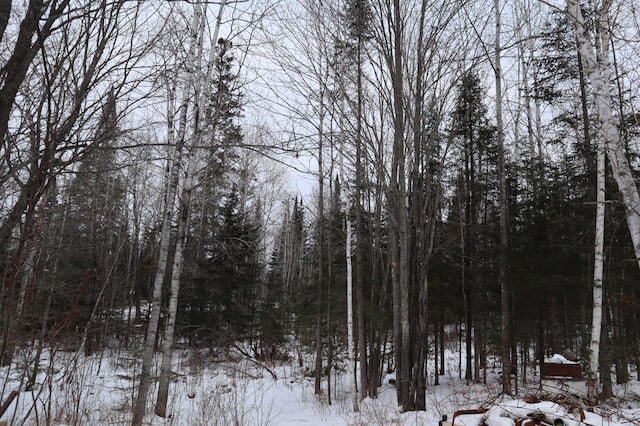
top-left (54, 91), bottom-right (129, 355)
top-left (180, 185), bottom-right (262, 346)
top-left (450, 69), bottom-right (498, 383)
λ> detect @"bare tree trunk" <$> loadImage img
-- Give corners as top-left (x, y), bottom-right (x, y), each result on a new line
top-left (326, 179), bottom-right (334, 406)
top-left (410, 0), bottom-right (430, 409)
top-left (495, 0), bottom-right (512, 396)
top-left (338, 145), bottom-right (358, 411)
top-left (386, 0), bottom-right (411, 410)
top-left (345, 196), bottom-right (358, 412)
top-left (340, 84), bottom-right (359, 412)
top-left (355, 32), bottom-right (369, 403)
top-left (131, 4), bottom-right (203, 425)
top-left (567, 0), bottom-right (640, 272)
top-left (155, 152), bottom-right (195, 417)
top-left (155, 1), bottom-right (226, 416)
top-left (314, 88), bottom-right (325, 396)
top-left (586, 1), bottom-right (610, 400)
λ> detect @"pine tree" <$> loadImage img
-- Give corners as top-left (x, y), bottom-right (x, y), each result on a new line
top-left (54, 90), bottom-right (128, 356)
top-left (451, 69), bottom-right (497, 384)
top-left (185, 185), bottom-right (261, 344)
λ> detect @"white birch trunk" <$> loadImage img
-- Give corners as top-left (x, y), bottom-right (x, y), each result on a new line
top-left (589, 126), bottom-right (606, 400)
top-left (341, 114), bottom-right (358, 414)
top-left (567, 0), bottom-right (640, 271)
top-left (587, 0), bottom-right (612, 401)
top-left (153, 0), bottom-right (227, 417)
top-left (336, 33), bottom-right (358, 410)
top-left (154, 151), bottom-right (196, 416)
top-left (131, 4), bottom-right (204, 425)
top-left (567, 0), bottom-right (626, 400)
top-left (345, 196), bottom-right (358, 412)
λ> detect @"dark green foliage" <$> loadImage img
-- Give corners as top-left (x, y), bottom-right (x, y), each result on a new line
top-left (179, 185), bottom-right (262, 347)
top-left (266, 197), bottom-right (315, 337)
top-left (532, 11), bottom-right (580, 104)
top-left (48, 92), bottom-right (130, 354)
top-left (208, 38), bottom-right (243, 148)
top-left (344, 0), bottom-right (373, 45)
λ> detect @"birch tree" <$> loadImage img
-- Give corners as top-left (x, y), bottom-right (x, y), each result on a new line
top-left (131, 4), bottom-right (204, 424)
top-left (341, 152), bottom-right (358, 412)
top-left (566, 0), bottom-right (640, 271)
top-left (565, 0), bottom-right (640, 398)
top-left (589, 118), bottom-right (606, 401)
top-left (155, 2), bottom-right (227, 416)
top-left (338, 33), bottom-right (359, 415)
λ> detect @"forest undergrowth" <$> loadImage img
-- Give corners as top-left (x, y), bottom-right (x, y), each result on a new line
top-left (1, 339), bottom-right (639, 426)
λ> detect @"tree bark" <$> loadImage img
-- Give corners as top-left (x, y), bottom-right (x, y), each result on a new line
top-left (155, 152), bottom-right (195, 417)
top-left (387, 0), bottom-right (411, 410)
top-left (156, 0), bottom-right (227, 416)
top-left (337, 29), bottom-right (358, 411)
top-left (314, 84), bottom-right (325, 396)
top-left (566, 0), bottom-right (640, 272)
top-left (345, 196), bottom-right (358, 412)
top-left (495, 0), bottom-right (512, 396)
top-left (131, 4), bottom-right (203, 425)
top-left (587, 8), bottom-right (608, 402)
top-left (355, 26), bottom-right (369, 403)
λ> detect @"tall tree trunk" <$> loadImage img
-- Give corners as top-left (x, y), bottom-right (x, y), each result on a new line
top-left (314, 82), bottom-right (325, 396)
top-left (355, 31), bottom-right (369, 402)
top-left (387, 0), bottom-right (411, 410)
top-left (131, 4), bottom-right (203, 425)
top-left (368, 104), bottom-right (388, 400)
top-left (567, 0), bottom-right (640, 272)
top-left (341, 155), bottom-right (358, 412)
top-left (339, 52), bottom-right (358, 412)
top-left (495, 0), bottom-right (512, 396)
top-left (345, 198), bottom-right (358, 412)
top-left (587, 33), bottom-right (607, 407)
top-left (326, 179), bottom-right (334, 406)
top-left (155, 151), bottom-right (196, 417)
top-left (410, 0), bottom-right (431, 409)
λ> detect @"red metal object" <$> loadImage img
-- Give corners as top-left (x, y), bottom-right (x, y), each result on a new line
top-left (450, 408), bottom-right (489, 425)
top-left (541, 363), bottom-right (583, 379)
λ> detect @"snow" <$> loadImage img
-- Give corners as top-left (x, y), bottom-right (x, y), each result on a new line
top-left (481, 401), bottom-right (580, 426)
top-left (545, 354), bottom-right (581, 365)
top-left (1, 347), bottom-right (639, 425)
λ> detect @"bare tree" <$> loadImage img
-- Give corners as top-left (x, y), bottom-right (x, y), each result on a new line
top-left (566, 0), bottom-right (640, 270)
top-left (155, 1), bottom-right (227, 417)
top-left (494, 0), bottom-right (512, 396)
top-left (0, 0), bottom-right (156, 366)
top-left (589, 114), bottom-right (606, 400)
top-left (131, 3), bottom-right (204, 424)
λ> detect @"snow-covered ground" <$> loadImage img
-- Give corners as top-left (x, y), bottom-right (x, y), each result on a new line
top-left (1, 345), bottom-right (639, 425)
